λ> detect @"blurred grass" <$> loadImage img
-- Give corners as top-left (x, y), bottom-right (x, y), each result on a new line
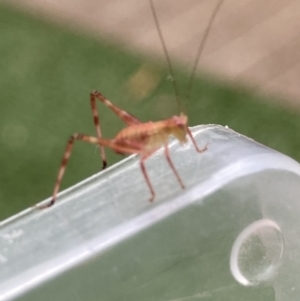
top-left (0, 4), bottom-right (300, 220)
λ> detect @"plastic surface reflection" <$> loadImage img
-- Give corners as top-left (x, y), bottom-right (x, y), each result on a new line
top-left (0, 125), bottom-right (300, 301)
top-left (230, 219), bottom-right (284, 286)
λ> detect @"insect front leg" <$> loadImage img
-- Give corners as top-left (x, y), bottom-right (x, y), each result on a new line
top-left (187, 127), bottom-right (208, 153)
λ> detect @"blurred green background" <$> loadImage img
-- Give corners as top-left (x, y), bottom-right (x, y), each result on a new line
top-left (1, 4), bottom-right (300, 220)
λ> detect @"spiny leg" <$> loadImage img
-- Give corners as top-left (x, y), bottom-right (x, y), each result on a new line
top-left (91, 91), bottom-right (141, 125)
top-left (37, 134), bottom-right (142, 209)
top-left (90, 93), bottom-right (106, 170)
top-left (187, 127), bottom-right (208, 153)
top-left (164, 142), bottom-right (185, 189)
top-left (90, 91), bottom-right (142, 170)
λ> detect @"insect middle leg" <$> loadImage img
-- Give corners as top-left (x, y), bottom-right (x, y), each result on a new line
top-left (140, 143), bottom-right (187, 203)
top-left (90, 90), bottom-right (141, 169)
top-left (140, 152), bottom-right (156, 202)
top-left (164, 142), bottom-right (185, 189)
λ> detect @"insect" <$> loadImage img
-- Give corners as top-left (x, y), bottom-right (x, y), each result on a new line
top-left (38, 0), bottom-right (224, 209)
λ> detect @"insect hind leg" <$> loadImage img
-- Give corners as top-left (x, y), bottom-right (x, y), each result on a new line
top-left (91, 91), bottom-right (141, 126)
top-left (90, 91), bottom-right (142, 170)
top-left (36, 134), bottom-right (142, 209)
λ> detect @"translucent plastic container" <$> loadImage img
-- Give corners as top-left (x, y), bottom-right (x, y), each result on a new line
top-left (0, 125), bottom-right (300, 301)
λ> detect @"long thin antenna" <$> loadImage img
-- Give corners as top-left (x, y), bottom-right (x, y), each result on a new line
top-left (149, 0), bottom-right (182, 113)
top-left (186, 0), bottom-right (224, 102)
